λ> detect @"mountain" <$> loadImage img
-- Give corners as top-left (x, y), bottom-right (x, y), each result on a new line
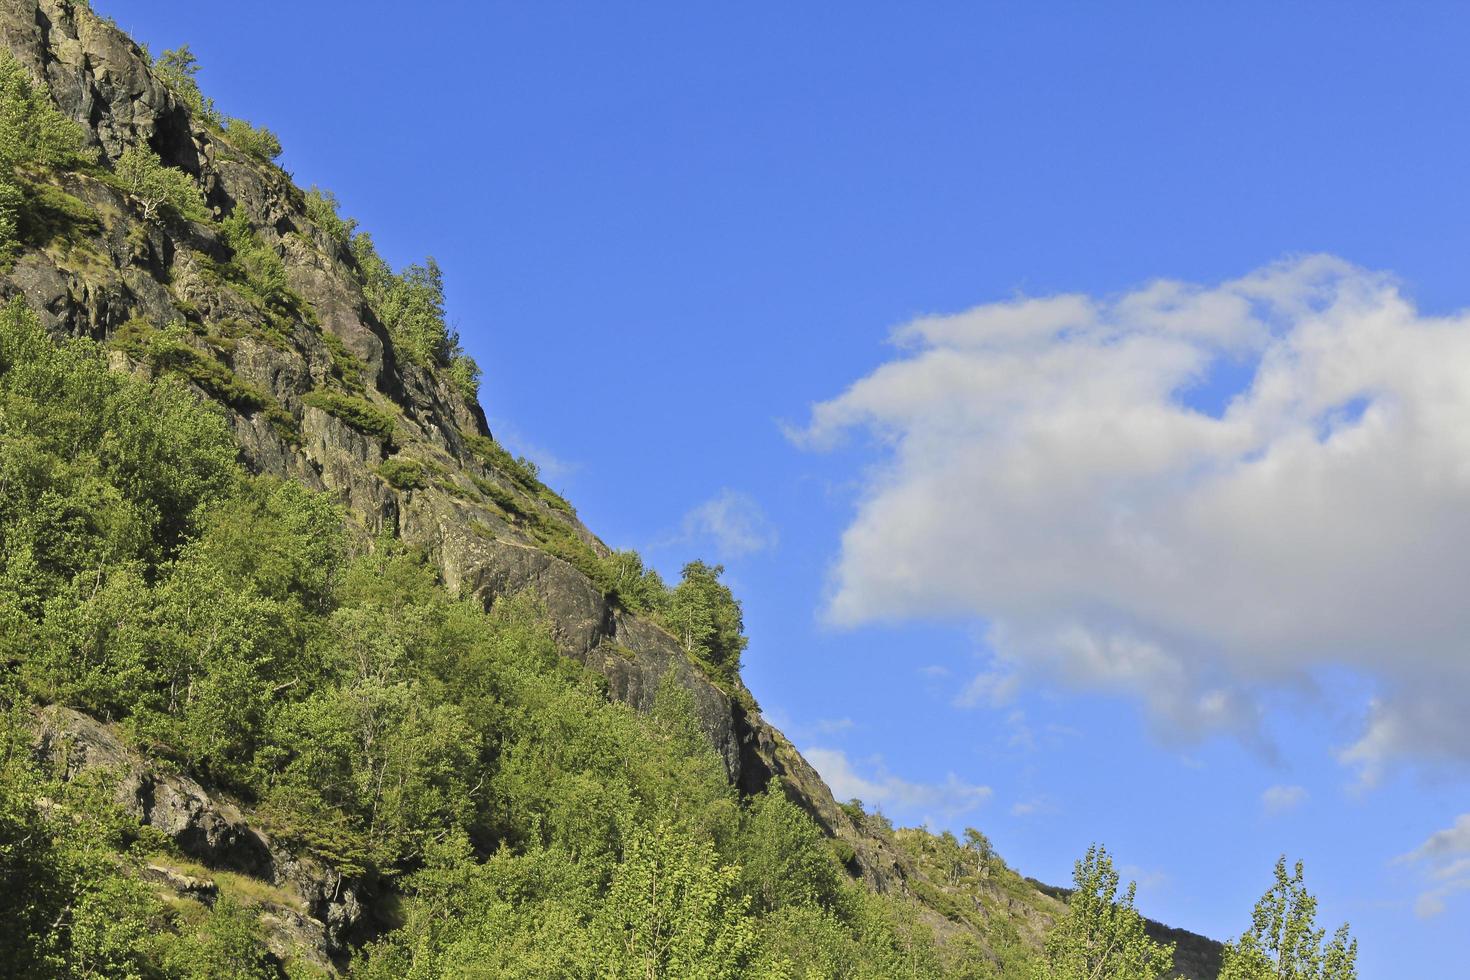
top-left (0, 1), bottom-right (1223, 975)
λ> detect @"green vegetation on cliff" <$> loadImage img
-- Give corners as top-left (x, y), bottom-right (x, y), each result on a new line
top-left (0, 296), bottom-right (1018, 977)
top-left (0, 12), bottom-right (1359, 978)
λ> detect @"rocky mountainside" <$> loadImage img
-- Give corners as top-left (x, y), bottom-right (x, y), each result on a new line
top-left (0, 1), bottom-right (1223, 975)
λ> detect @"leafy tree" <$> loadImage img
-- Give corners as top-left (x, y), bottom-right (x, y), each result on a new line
top-left (163, 897), bottom-right (276, 979)
top-left (220, 206), bottom-right (294, 307)
top-left (592, 820), bottom-right (755, 979)
top-left (0, 52), bottom-right (88, 172)
top-left (448, 351), bottom-right (481, 401)
top-left (964, 827), bottom-right (996, 873)
top-left (1036, 844), bottom-right (1175, 980)
top-left (114, 144), bottom-right (208, 223)
top-left (605, 549), bottom-right (669, 615)
top-left (1219, 857), bottom-right (1357, 980)
top-left (153, 45), bottom-right (223, 127)
top-left (0, 51), bottom-right (89, 259)
top-left (669, 561), bottom-right (747, 684)
top-left (304, 186), bottom-right (357, 249)
top-left (225, 117), bottom-right (282, 161)
top-left (734, 789), bottom-right (844, 914)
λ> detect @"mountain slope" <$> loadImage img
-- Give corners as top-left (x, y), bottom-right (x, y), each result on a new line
top-left (0, 2), bottom-right (1222, 975)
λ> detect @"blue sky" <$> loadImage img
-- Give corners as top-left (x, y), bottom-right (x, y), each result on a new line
top-left (104, 2), bottom-right (1468, 974)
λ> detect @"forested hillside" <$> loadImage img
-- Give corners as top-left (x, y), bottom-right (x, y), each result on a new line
top-left (0, 2), bottom-right (1354, 977)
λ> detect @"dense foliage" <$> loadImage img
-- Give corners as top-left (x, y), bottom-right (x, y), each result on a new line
top-left (115, 144), bottom-right (207, 223)
top-left (0, 51), bottom-right (90, 261)
top-left (1219, 858), bottom-right (1357, 980)
top-left (1035, 845), bottom-right (1175, 980)
top-left (0, 298), bottom-right (1012, 977)
top-left (0, 24), bottom-right (1364, 978)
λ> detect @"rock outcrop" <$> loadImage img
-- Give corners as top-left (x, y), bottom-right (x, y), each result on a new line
top-left (0, 3), bottom-right (1224, 975)
top-left (0, 0), bottom-right (888, 884)
top-left (34, 705), bottom-right (366, 969)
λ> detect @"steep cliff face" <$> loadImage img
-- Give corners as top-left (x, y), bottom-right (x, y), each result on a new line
top-left (0, 3), bottom-right (1223, 975)
top-left (0, 0), bottom-right (902, 887)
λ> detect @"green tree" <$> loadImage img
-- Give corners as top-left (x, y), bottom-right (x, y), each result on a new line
top-left (0, 52), bottom-right (87, 172)
top-left (153, 45), bottom-right (222, 127)
top-left (668, 561), bottom-right (746, 685)
top-left (225, 117), bottom-right (282, 161)
top-left (1037, 844), bottom-right (1175, 980)
top-left (593, 820), bottom-right (755, 979)
top-left (1219, 857), bottom-right (1357, 980)
top-left (114, 144), bottom-right (207, 223)
top-left (734, 789), bottom-right (844, 914)
top-left (0, 51), bottom-right (88, 259)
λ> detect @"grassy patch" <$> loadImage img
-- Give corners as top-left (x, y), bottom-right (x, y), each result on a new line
top-left (319, 329), bottom-right (366, 394)
top-left (112, 319), bottom-right (298, 442)
top-left (462, 431), bottom-right (543, 490)
top-left (302, 389), bottom-right (396, 441)
top-left (17, 180), bottom-right (101, 248)
top-left (376, 457), bottom-right (427, 491)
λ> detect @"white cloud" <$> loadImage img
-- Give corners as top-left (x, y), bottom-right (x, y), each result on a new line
top-left (1010, 795), bottom-right (1057, 817)
top-left (954, 665), bottom-right (1021, 709)
top-left (1261, 784), bottom-right (1308, 815)
top-left (1120, 864), bottom-right (1170, 893)
top-left (804, 747), bottom-right (992, 822)
top-left (815, 717), bottom-right (856, 735)
top-left (485, 418), bottom-right (576, 482)
top-left (796, 256), bottom-right (1470, 775)
top-left (1401, 814), bottom-right (1470, 918)
top-left (679, 489), bottom-right (779, 558)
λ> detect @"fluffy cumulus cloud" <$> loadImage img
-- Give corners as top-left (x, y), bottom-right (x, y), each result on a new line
top-left (1400, 814), bottom-right (1470, 918)
top-left (680, 488), bottom-right (779, 558)
top-left (803, 747), bottom-right (992, 822)
top-left (796, 256), bottom-right (1470, 777)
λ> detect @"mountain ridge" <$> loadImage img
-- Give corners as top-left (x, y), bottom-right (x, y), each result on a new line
top-left (0, 2), bottom-right (1223, 975)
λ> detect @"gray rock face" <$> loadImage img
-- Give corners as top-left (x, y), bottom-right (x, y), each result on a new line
top-left (0, 0), bottom-right (874, 893)
top-left (33, 705), bottom-right (368, 966)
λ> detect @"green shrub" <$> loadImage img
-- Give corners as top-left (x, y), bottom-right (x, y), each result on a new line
top-left (448, 351), bottom-right (480, 401)
top-left (462, 431), bottom-right (542, 490)
top-left (319, 329), bottom-right (366, 394)
top-left (0, 51), bottom-right (89, 172)
top-left (377, 457), bottom-right (427, 491)
top-left (220, 208), bottom-right (294, 311)
top-left (0, 50), bottom-right (91, 261)
top-left (302, 388), bottom-right (396, 440)
top-left (115, 145), bottom-right (207, 223)
top-left (224, 117), bottom-right (282, 162)
top-left (303, 186), bottom-right (356, 249)
top-left (152, 46), bottom-right (223, 128)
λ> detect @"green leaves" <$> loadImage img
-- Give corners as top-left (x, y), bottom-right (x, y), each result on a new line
top-left (1036, 844), bottom-right (1175, 980)
top-left (1220, 857), bottom-right (1357, 980)
top-left (0, 51), bottom-right (88, 173)
top-left (153, 45), bottom-right (223, 129)
top-left (593, 821), bottom-right (755, 980)
top-left (0, 51), bottom-right (90, 262)
top-left (115, 145), bottom-right (208, 223)
top-left (669, 560), bottom-right (747, 685)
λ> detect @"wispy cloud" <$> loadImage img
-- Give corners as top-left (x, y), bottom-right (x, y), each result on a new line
top-left (1010, 795), bottom-right (1057, 818)
top-left (954, 666), bottom-right (1021, 709)
top-left (676, 488), bottom-right (779, 558)
top-left (814, 717), bottom-right (856, 735)
top-left (485, 418), bottom-right (576, 483)
top-left (1400, 814), bottom-right (1470, 918)
top-left (795, 256), bottom-right (1470, 777)
top-left (804, 747), bottom-right (992, 823)
top-left (1261, 784), bottom-right (1308, 816)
